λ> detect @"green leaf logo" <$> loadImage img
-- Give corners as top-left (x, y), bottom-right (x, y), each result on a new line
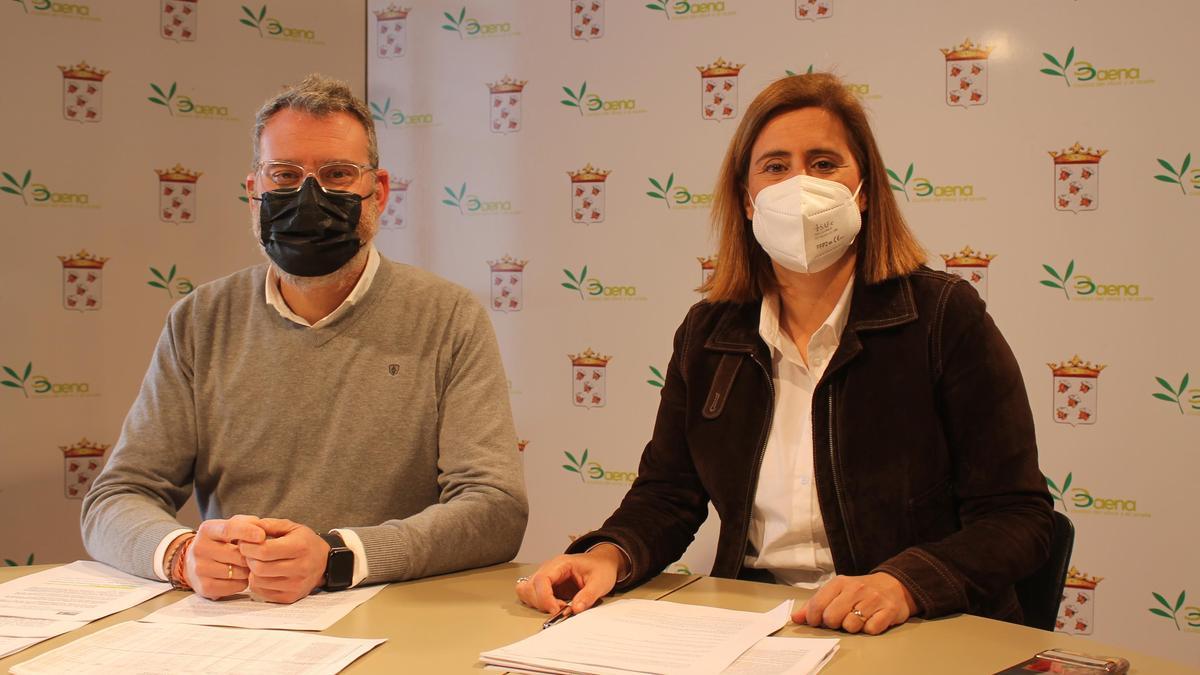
top-left (562, 449), bottom-right (589, 483)
top-left (560, 81), bottom-right (588, 116)
top-left (561, 265), bottom-right (590, 299)
top-left (645, 0), bottom-right (671, 19)
top-left (1040, 47), bottom-right (1076, 87)
top-left (885, 163), bottom-right (913, 201)
top-left (1148, 590), bottom-right (1186, 630)
top-left (148, 82), bottom-right (178, 116)
top-left (1153, 154), bottom-right (1191, 195)
top-left (785, 65), bottom-right (815, 77)
top-left (647, 365), bottom-right (665, 388)
top-left (239, 4), bottom-right (267, 37)
top-left (1152, 373), bottom-right (1190, 415)
top-left (1039, 260), bottom-right (1075, 301)
top-left (1, 362), bottom-right (33, 398)
top-left (0, 169), bottom-right (32, 205)
top-left (148, 264), bottom-right (178, 298)
top-left (441, 6), bottom-right (466, 37)
top-left (3, 553), bottom-right (35, 566)
top-left (1044, 472), bottom-right (1073, 510)
top-left (238, 181), bottom-right (249, 204)
top-left (369, 98), bottom-right (392, 125)
top-left (645, 173), bottom-right (675, 208)
top-left (441, 182), bottom-right (467, 213)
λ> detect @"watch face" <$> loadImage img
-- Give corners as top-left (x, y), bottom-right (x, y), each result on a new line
top-left (324, 548), bottom-right (355, 591)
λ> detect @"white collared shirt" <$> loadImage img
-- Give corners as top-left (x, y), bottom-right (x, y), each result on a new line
top-left (744, 274), bottom-right (854, 588)
top-left (264, 246), bottom-right (380, 329)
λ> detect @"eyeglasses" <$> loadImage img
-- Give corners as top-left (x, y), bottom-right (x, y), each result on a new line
top-left (256, 160), bottom-right (376, 193)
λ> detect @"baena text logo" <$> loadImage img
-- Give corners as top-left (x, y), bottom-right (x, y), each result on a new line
top-left (10, 0), bottom-right (97, 20)
top-left (561, 449), bottom-right (637, 485)
top-left (369, 97), bottom-right (434, 128)
top-left (561, 265), bottom-right (645, 301)
top-left (1039, 46), bottom-right (1152, 88)
top-left (1, 361), bottom-right (96, 398)
top-left (147, 82), bottom-right (236, 120)
top-left (1040, 260), bottom-right (1151, 302)
top-left (1, 169), bottom-right (95, 208)
top-left (441, 182), bottom-right (516, 216)
top-left (441, 5), bottom-right (516, 39)
top-left (644, 0), bottom-right (734, 20)
top-left (239, 4), bottom-right (320, 43)
top-left (1153, 373), bottom-right (1200, 416)
top-left (1046, 472), bottom-right (1149, 518)
top-left (645, 172), bottom-right (712, 209)
top-left (1154, 153), bottom-right (1200, 196)
top-left (888, 162), bottom-right (983, 203)
top-left (1148, 590), bottom-right (1200, 632)
top-left (561, 81), bottom-right (645, 116)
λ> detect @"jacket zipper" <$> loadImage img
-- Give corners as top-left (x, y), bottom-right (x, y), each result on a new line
top-left (734, 351), bottom-right (775, 575)
top-left (825, 385), bottom-right (860, 571)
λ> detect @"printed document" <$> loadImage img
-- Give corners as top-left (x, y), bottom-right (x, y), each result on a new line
top-left (9, 621), bottom-right (385, 675)
top-left (721, 636), bottom-right (839, 674)
top-left (480, 598), bottom-right (793, 675)
top-left (0, 636), bottom-right (48, 660)
top-left (0, 615), bottom-right (86, 639)
top-left (0, 561), bottom-right (169, 622)
top-left (139, 584), bottom-right (385, 631)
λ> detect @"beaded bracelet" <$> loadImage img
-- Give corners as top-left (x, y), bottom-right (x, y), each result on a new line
top-left (168, 534), bottom-right (195, 591)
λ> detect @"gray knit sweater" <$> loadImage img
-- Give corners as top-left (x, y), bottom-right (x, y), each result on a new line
top-left (81, 258), bottom-right (528, 583)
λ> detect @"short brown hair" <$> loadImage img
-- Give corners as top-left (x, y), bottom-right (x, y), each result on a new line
top-left (703, 73), bottom-right (925, 302)
top-left (251, 73), bottom-right (378, 168)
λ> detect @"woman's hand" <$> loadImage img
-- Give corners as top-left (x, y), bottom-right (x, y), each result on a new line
top-left (515, 543), bottom-right (628, 614)
top-left (791, 572), bottom-right (918, 635)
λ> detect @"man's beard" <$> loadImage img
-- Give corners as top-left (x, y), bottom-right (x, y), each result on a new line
top-left (251, 193), bottom-right (380, 291)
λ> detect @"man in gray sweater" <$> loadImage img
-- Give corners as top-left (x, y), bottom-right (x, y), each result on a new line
top-left (81, 74), bottom-right (528, 603)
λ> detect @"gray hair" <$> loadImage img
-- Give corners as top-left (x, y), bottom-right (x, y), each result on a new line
top-left (251, 73), bottom-right (379, 168)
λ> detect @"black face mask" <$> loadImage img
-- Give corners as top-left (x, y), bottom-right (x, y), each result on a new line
top-left (257, 177), bottom-right (364, 277)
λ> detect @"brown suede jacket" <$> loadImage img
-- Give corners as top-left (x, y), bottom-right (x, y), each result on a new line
top-left (568, 267), bottom-right (1053, 622)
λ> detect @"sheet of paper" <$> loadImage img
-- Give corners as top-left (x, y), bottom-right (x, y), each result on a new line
top-left (9, 621), bottom-right (385, 675)
top-left (139, 583), bottom-right (385, 631)
top-left (0, 636), bottom-right (48, 660)
top-left (0, 561), bottom-right (169, 622)
top-left (721, 636), bottom-right (840, 675)
top-left (0, 615), bottom-right (86, 638)
top-left (480, 598), bottom-right (792, 675)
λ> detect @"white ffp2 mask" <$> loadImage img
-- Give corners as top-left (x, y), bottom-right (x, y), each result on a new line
top-left (750, 174), bottom-right (863, 274)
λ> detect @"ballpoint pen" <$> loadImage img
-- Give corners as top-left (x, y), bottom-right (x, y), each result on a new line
top-left (542, 603), bottom-right (574, 630)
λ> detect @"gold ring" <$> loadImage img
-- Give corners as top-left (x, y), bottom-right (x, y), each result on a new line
top-left (226, 564), bottom-right (234, 579)
top-left (851, 608), bottom-right (867, 620)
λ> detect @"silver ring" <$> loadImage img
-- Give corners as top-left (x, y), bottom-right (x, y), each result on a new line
top-left (850, 608), bottom-right (867, 620)
top-left (516, 576), bottom-right (531, 585)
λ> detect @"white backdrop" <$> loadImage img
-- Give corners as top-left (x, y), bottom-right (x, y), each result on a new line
top-left (0, 1), bottom-right (365, 566)
top-left (367, 0), bottom-right (1199, 666)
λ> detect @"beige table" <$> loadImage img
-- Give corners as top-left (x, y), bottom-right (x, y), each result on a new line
top-left (1, 563), bottom-right (1196, 674)
top-left (664, 575), bottom-right (1198, 674)
top-left (0, 563), bottom-right (697, 673)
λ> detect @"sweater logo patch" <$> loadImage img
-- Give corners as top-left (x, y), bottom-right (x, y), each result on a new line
top-left (387, 364), bottom-right (400, 376)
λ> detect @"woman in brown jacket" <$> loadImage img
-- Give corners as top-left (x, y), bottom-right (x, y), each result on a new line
top-left (516, 73), bottom-right (1053, 635)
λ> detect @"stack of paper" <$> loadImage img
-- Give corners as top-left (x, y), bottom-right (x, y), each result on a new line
top-left (481, 598), bottom-right (837, 675)
top-left (9, 621), bottom-right (385, 675)
top-left (0, 561), bottom-right (170, 658)
top-left (139, 584), bottom-right (385, 631)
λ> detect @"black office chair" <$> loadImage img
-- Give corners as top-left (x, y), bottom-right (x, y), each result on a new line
top-left (1015, 510), bottom-right (1075, 630)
